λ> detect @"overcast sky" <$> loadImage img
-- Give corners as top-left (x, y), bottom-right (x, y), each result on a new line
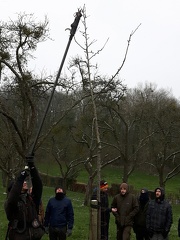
top-left (1, 0), bottom-right (180, 98)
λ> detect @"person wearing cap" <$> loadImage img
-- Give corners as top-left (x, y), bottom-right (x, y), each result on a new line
top-left (91, 180), bottom-right (111, 240)
top-left (133, 188), bottom-right (150, 240)
top-left (44, 185), bottom-right (74, 240)
top-left (4, 161), bottom-right (44, 240)
top-left (146, 187), bottom-right (172, 240)
top-left (111, 182), bottom-right (139, 240)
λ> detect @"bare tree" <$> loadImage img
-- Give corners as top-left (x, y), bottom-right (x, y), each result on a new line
top-left (142, 88), bottom-right (180, 188)
top-left (0, 13), bottom-right (52, 186)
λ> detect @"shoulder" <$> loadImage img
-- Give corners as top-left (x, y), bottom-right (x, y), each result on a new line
top-left (47, 197), bottom-right (56, 203)
top-left (163, 200), bottom-right (172, 208)
top-left (64, 196), bottom-right (72, 203)
top-left (113, 194), bottom-right (121, 200)
top-left (149, 199), bottom-right (155, 204)
top-left (127, 193), bottom-right (136, 199)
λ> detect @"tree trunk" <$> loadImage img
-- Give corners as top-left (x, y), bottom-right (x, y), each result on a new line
top-left (84, 177), bottom-right (95, 206)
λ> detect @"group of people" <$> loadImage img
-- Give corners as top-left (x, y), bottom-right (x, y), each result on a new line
top-left (4, 161), bottom-right (74, 240)
top-left (94, 180), bottom-right (175, 240)
top-left (3, 161), bottom-right (179, 240)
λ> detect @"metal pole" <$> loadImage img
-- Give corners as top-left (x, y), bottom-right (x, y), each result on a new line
top-left (27, 10), bottom-right (82, 160)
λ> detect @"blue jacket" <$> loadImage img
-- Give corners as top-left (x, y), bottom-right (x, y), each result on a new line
top-left (44, 196), bottom-right (74, 230)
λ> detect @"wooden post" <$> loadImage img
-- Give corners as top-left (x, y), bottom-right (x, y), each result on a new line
top-left (89, 199), bottom-right (98, 240)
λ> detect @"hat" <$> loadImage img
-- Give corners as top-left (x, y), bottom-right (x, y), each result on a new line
top-left (120, 183), bottom-right (128, 190)
top-left (100, 180), bottom-right (108, 190)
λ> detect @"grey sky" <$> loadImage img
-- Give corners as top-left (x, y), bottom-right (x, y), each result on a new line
top-left (1, 0), bottom-right (180, 98)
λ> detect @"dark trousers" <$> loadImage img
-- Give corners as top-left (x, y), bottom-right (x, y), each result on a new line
top-left (49, 226), bottom-right (67, 240)
top-left (8, 227), bottom-right (43, 240)
top-left (101, 223), bottom-right (109, 240)
top-left (135, 226), bottom-right (150, 240)
top-left (101, 212), bottom-right (110, 240)
top-left (116, 225), bottom-right (131, 240)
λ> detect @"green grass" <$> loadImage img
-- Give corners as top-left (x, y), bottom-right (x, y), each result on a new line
top-left (37, 161), bottom-right (180, 194)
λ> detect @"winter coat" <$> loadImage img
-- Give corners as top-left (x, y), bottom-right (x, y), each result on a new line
top-left (44, 196), bottom-right (74, 230)
top-left (91, 189), bottom-right (111, 223)
top-left (146, 188), bottom-right (173, 234)
top-left (111, 191), bottom-right (139, 227)
top-left (4, 167), bottom-right (44, 240)
top-left (133, 188), bottom-right (149, 230)
top-left (134, 201), bottom-right (149, 228)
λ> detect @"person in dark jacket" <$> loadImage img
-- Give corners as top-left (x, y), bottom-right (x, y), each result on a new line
top-left (4, 161), bottom-right (44, 240)
top-left (178, 218), bottom-right (180, 237)
top-left (133, 188), bottom-right (150, 240)
top-left (111, 182), bottom-right (139, 240)
top-left (146, 187), bottom-right (173, 240)
top-left (44, 185), bottom-right (74, 240)
top-left (91, 180), bottom-right (111, 240)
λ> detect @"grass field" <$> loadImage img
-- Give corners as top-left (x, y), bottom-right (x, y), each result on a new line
top-left (37, 161), bottom-right (180, 196)
top-left (0, 164), bottom-right (180, 239)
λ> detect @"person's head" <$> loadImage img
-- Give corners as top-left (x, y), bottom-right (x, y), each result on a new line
top-left (55, 187), bottom-right (63, 193)
top-left (155, 187), bottom-right (165, 202)
top-left (55, 186), bottom-right (65, 200)
top-left (21, 180), bottom-right (29, 193)
top-left (100, 180), bottom-right (108, 192)
top-left (139, 188), bottom-right (149, 204)
top-left (120, 182), bottom-right (128, 196)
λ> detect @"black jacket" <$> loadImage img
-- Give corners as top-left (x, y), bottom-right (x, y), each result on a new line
top-left (91, 189), bottom-right (111, 222)
top-left (134, 188), bottom-right (149, 229)
top-left (146, 188), bottom-right (172, 234)
top-left (5, 167), bottom-right (43, 230)
top-left (134, 201), bottom-right (149, 228)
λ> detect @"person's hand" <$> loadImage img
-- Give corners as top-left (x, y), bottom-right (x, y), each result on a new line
top-left (20, 168), bottom-right (29, 178)
top-left (26, 155), bottom-right (35, 169)
top-left (111, 208), bottom-right (117, 213)
top-left (66, 229), bottom-right (72, 237)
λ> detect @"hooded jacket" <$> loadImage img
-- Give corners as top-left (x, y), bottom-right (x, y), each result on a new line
top-left (146, 187), bottom-right (173, 234)
top-left (111, 183), bottom-right (139, 226)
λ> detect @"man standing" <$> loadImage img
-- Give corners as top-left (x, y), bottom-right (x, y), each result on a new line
top-left (4, 160), bottom-right (44, 240)
top-left (91, 180), bottom-right (111, 240)
top-left (111, 182), bottom-right (139, 240)
top-left (146, 187), bottom-right (173, 240)
top-left (44, 185), bottom-right (74, 240)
